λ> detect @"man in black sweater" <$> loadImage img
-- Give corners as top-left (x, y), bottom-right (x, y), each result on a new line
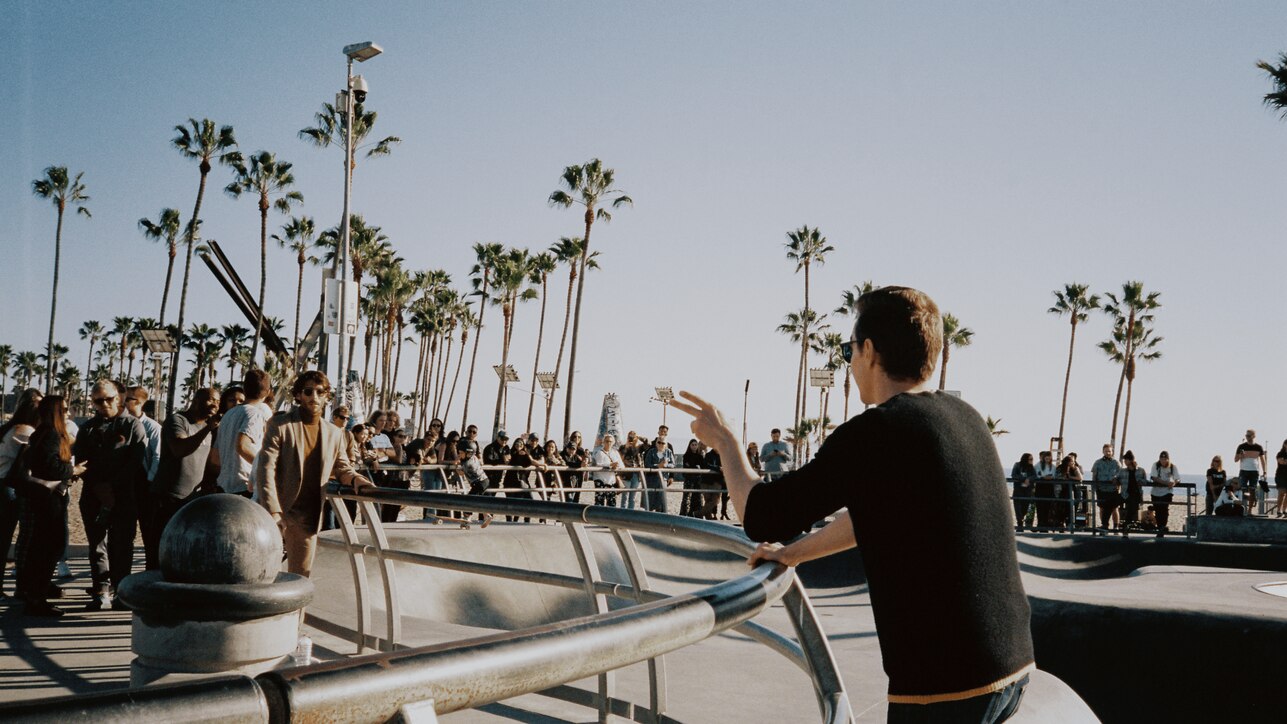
top-left (673, 286), bottom-right (1033, 723)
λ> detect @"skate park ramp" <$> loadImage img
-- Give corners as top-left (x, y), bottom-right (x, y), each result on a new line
top-left (304, 515), bottom-right (1098, 723)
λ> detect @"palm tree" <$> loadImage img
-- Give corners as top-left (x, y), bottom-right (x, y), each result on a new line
top-left (225, 151), bottom-right (304, 367)
top-left (220, 324), bottom-right (252, 383)
top-left (523, 251), bottom-right (557, 433)
top-left (986, 416), bottom-right (1010, 438)
top-left (170, 118), bottom-right (241, 413)
top-left (548, 159), bottom-right (632, 439)
top-left (459, 242), bottom-right (504, 430)
top-left (0, 345), bottom-right (11, 420)
top-left (56, 365), bottom-right (81, 402)
top-left (138, 208), bottom-right (183, 324)
top-left (442, 305), bottom-right (478, 426)
top-left (938, 313), bottom-right (974, 391)
top-left (78, 320), bottom-right (104, 392)
top-left (31, 166), bottom-right (91, 393)
top-left (545, 237), bottom-right (598, 440)
top-left (185, 324), bottom-right (220, 387)
top-left (14, 352), bottom-right (40, 390)
top-left (1101, 282), bottom-right (1161, 452)
top-left (271, 215), bottom-right (318, 367)
top-left (1098, 319), bottom-right (1163, 455)
top-left (299, 99), bottom-right (401, 167)
top-left (1256, 53), bottom-right (1287, 119)
top-left (489, 248), bottom-right (538, 434)
top-left (778, 308), bottom-right (828, 434)
top-left (1047, 284), bottom-right (1100, 455)
top-left (834, 281), bottom-right (878, 419)
top-left (819, 332), bottom-right (846, 441)
top-left (111, 316), bottom-right (135, 380)
top-left (784, 225), bottom-right (835, 447)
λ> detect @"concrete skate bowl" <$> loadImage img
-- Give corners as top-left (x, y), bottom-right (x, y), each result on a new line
top-left (1006, 535), bottom-right (1287, 724)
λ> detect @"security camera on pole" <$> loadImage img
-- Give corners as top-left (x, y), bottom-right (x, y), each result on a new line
top-left (328, 41), bottom-right (381, 409)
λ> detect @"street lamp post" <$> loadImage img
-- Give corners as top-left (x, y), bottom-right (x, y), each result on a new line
top-left (652, 386), bottom-right (674, 426)
top-left (335, 41), bottom-right (382, 408)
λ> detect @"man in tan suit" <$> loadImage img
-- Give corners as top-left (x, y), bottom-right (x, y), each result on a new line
top-left (256, 370), bottom-right (373, 576)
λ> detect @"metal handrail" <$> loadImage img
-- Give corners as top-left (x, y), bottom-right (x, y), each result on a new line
top-left (5, 490), bottom-right (853, 723)
top-left (308, 487), bottom-right (852, 723)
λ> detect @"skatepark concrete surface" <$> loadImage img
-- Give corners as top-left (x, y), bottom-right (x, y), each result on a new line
top-left (5, 525), bottom-right (1286, 722)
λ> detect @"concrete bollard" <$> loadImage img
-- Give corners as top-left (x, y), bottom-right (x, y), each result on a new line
top-left (117, 494), bottom-right (314, 686)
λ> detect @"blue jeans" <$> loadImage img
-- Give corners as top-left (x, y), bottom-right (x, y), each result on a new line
top-left (887, 675), bottom-right (1027, 724)
top-left (620, 474), bottom-right (641, 510)
top-left (644, 472), bottom-right (667, 513)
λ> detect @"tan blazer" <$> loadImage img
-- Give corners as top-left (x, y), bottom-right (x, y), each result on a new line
top-left (255, 409), bottom-right (362, 530)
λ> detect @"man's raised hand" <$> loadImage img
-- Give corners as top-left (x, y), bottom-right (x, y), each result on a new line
top-left (670, 391), bottom-right (737, 451)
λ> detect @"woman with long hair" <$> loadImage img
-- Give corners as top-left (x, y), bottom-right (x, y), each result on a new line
top-left (1205, 456), bottom-right (1226, 516)
top-left (681, 439), bottom-right (705, 517)
top-left (562, 432), bottom-right (586, 504)
top-left (17, 395), bottom-right (85, 616)
top-left (0, 388), bottom-right (43, 600)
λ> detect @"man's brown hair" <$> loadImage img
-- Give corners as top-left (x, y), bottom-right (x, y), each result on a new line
top-left (292, 370), bottom-right (332, 396)
top-left (853, 286), bottom-right (942, 383)
top-left (243, 369), bottom-right (273, 401)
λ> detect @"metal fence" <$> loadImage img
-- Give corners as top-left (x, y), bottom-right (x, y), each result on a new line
top-left (1008, 478), bottom-right (1198, 537)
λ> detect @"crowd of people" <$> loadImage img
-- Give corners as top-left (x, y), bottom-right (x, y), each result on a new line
top-left (0, 367), bottom-right (813, 618)
top-left (1009, 429), bottom-right (1287, 538)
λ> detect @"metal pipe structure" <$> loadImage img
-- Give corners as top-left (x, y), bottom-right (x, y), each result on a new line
top-left (0, 492), bottom-right (852, 724)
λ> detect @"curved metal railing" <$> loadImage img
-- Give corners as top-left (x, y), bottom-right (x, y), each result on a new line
top-left (308, 486), bottom-right (851, 723)
top-left (2, 489), bottom-right (852, 724)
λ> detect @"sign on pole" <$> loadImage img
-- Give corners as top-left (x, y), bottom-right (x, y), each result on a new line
top-left (323, 278), bottom-right (359, 337)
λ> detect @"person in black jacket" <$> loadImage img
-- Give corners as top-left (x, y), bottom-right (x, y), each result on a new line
top-left (673, 287), bottom-right (1033, 723)
top-left (73, 380), bottom-right (148, 611)
top-left (18, 396), bottom-right (85, 617)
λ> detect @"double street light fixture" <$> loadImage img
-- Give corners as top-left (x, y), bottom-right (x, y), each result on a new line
top-left (333, 41), bottom-right (382, 408)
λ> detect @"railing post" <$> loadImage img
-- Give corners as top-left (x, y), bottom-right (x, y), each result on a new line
top-left (359, 499), bottom-right (403, 651)
top-left (329, 491), bottom-right (373, 653)
top-left (609, 528), bottom-right (669, 722)
top-left (565, 521), bottom-right (614, 723)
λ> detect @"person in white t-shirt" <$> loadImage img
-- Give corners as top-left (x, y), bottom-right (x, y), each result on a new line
top-left (1148, 451), bottom-right (1180, 537)
top-left (213, 370), bottom-right (274, 496)
top-left (590, 434), bottom-right (624, 507)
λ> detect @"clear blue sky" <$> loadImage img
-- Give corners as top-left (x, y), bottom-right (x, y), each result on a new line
top-left (3, 1), bottom-right (1287, 475)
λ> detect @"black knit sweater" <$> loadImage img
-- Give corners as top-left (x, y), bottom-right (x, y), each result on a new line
top-left (744, 391), bottom-right (1033, 700)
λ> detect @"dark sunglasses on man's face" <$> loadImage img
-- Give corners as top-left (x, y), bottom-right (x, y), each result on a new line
top-left (841, 339), bottom-right (857, 364)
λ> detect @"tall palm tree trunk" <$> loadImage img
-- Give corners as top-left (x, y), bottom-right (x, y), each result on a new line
top-left (547, 263), bottom-right (577, 441)
top-left (44, 206), bottom-right (65, 393)
top-left (85, 338), bottom-right (96, 391)
top-left (433, 332), bottom-right (449, 419)
top-left (562, 210), bottom-right (595, 441)
top-left (159, 242), bottom-right (176, 325)
top-left (1121, 363), bottom-right (1136, 454)
top-left (362, 326), bottom-right (375, 410)
top-left (249, 203), bottom-right (268, 367)
top-left (411, 336), bottom-right (426, 432)
top-left (1056, 319), bottom-right (1078, 446)
top-left (1108, 311), bottom-right (1136, 451)
top-left (842, 370), bottom-right (851, 421)
top-left (168, 165), bottom-right (208, 415)
top-left (443, 329), bottom-right (467, 424)
top-left (938, 346), bottom-right (950, 391)
top-left (391, 322), bottom-right (406, 408)
top-left (793, 261), bottom-right (810, 458)
top-left (493, 301), bottom-right (515, 434)
top-left (460, 276), bottom-right (490, 430)
top-left (293, 255), bottom-right (305, 371)
top-left (525, 276), bottom-right (549, 433)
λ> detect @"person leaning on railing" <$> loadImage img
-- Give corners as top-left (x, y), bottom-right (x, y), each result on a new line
top-left (674, 286), bottom-right (1033, 723)
top-left (1148, 451), bottom-right (1179, 537)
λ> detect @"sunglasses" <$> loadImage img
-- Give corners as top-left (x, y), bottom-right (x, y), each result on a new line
top-left (91, 397), bottom-right (114, 405)
top-left (841, 339), bottom-right (857, 364)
